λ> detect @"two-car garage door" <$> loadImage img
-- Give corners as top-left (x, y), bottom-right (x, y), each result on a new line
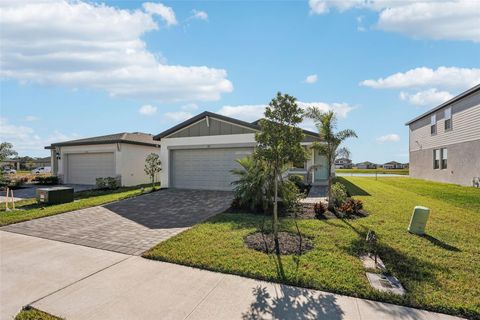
top-left (171, 148), bottom-right (253, 191)
top-left (66, 153), bottom-right (115, 185)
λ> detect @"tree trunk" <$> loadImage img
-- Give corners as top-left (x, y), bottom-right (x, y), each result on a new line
top-left (327, 158), bottom-right (333, 209)
top-left (273, 167), bottom-right (280, 255)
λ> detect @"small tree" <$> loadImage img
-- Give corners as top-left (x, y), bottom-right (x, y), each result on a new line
top-left (0, 142), bottom-right (17, 163)
top-left (144, 153), bottom-right (161, 189)
top-left (255, 92), bottom-right (307, 254)
top-left (305, 109), bottom-right (357, 208)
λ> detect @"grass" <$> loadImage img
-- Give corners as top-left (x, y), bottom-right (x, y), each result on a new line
top-left (337, 168), bottom-right (409, 175)
top-left (144, 177), bottom-right (480, 319)
top-left (0, 185), bottom-right (155, 226)
top-left (15, 308), bottom-right (61, 320)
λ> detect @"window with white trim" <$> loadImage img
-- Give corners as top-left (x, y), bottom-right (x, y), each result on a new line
top-left (430, 114), bottom-right (437, 135)
top-left (433, 149), bottom-right (440, 169)
top-left (444, 107), bottom-right (452, 131)
top-left (441, 148), bottom-right (448, 169)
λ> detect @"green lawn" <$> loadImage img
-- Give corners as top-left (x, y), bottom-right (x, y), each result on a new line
top-left (337, 168), bottom-right (409, 175)
top-left (0, 186), bottom-right (155, 226)
top-left (15, 308), bottom-right (61, 320)
top-left (144, 177), bottom-right (480, 319)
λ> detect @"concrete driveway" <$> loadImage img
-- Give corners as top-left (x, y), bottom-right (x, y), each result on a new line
top-left (1, 189), bottom-right (233, 255)
top-left (1, 231), bottom-right (462, 320)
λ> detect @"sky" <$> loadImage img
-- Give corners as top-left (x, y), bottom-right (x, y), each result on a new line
top-left (1, 0), bottom-right (479, 163)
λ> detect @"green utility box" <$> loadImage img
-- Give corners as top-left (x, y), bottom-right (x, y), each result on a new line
top-left (408, 206), bottom-right (430, 235)
top-left (37, 187), bottom-right (74, 205)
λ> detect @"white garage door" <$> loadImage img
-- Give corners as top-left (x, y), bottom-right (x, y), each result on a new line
top-left (66, 153), bottom-right (115, 185)
top-left (171, 148), bottom-right (253, 190)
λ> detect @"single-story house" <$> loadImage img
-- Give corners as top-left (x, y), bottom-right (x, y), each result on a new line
top-left (154, 111), bottom-right (328, 191)
top-left (1, 157), bottom-right (51, 171)
top-left (382, 161), bottom-right (407, 169)
top-left (46, 132), bottom-right (160, 186)
top-left (356, 161), bottom-right (377, 169)
top-left (334, 158), bottom-right (353, 169)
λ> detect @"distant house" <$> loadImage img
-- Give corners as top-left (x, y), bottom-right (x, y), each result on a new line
top-left (383, 161), bottom-right (407, 169)
top-left (356, 161), bottom-right (377, 169)
top-left (0, 156), bottom-right (51, 171)
top-left (335, 158), bottom-right (353, 169)
top-left (405, 84), bottom-right (480, 186)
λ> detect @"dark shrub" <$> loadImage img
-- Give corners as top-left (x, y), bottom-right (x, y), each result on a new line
top-left (34, 176), bottom-right (59, 185)
top-left (314, 202), bottom-right (326, 218)
top-left (2, 177), bottom-right (28, 189)
top-left (288, 175), bottom-right (310, 194)
top-left (339, 198), bottom-right (363, 216)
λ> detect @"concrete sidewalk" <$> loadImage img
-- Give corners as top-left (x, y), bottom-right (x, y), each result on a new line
top-left (1, 231), bottom-right (463, 320)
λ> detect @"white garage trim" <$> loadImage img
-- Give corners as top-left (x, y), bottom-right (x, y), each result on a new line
top-left (170, 148), bottom-right (253, 191)
top-left (65, 152), bottom-right (115, 185)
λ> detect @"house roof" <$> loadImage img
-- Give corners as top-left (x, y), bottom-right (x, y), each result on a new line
top-left (154, 111), bottom-right (320, 140)
top-left (46, 132), bottom-right (160, 149)
top-left (384, 161), bottom-right (401, 165)
top-left (405, 84), bottom-right (480, 125)
top-left (357, 161), bottom-right (376, 165)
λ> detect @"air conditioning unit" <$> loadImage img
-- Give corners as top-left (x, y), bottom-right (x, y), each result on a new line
top-left (37, 187), bottom-right (74, 205)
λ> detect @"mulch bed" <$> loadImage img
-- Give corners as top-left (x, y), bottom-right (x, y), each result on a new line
top-left (245, 231), bottom-right (314, 255)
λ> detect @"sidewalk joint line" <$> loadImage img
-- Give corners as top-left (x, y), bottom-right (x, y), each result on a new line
top-left (183, 274), bottom-right (226, 320)
top-left (25, 255), bottom-right (132, 308)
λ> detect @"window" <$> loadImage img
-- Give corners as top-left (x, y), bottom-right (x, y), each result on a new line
top-left (441, 148), bottom-right (448, 169)
top-left (444, 107), bottom-right (452, 131)
top-left (433, 149), bottom-right (440, 169)
top-left (430, 114), bottom-right (437, 135)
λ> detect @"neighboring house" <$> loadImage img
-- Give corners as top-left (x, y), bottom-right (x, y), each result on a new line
top-left (335, 158), bottom-right (353, 169)
top-left (383, 161), bottom-right (406, 169)
top-left (46, 132), bottom-right (160, 186)
top-left (356, 161), bottom-right (377, 169)
top-left (1, 157), bottom-right (51, 171)
top-left (154, 111), bottom-right (328, 191)
top-left (406, 84), bottom-right (480, 186)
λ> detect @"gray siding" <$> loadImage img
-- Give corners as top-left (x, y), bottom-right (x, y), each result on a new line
top-left (410, 139), bottom-right (480, 186)
top-left (168, 118), bottom-right (256, 138)
top-left (409, 91), bottom-right (480, 152)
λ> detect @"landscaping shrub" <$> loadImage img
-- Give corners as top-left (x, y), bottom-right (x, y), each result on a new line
top-left (280, 179), bottom-right (303, 215)
top-left (313, 202), bottom-right (326, 218)
top-left (331, 182), bottom-right (348, 207)
top-left (1, 177), bottom-right (27, 189)
top-left (288, 174), bottom-right (310, 194)
top-left (34, 176), bottom-right (59, 185)
top-left (339, 198), bottom-right (363, 216)
top-left (95, 177), bottom-right (119, 190)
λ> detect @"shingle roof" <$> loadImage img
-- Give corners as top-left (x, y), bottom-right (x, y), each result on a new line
top-left (46, 132), bottom-right (160, 149)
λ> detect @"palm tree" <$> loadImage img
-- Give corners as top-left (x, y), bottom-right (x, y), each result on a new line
top-left (231, 156), bottom-right (270, 212)
top-left (306, 108), bottom-right (357, 208)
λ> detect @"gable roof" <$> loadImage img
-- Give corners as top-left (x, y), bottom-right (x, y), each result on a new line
top-left (384, 161), bottom-right (401, 165)
top-left (405, 83), bottom-right (480, 125)
top-left (46, 132), bottom-right (160, 149)
top-left (154, 111), bottom-right (320, 141)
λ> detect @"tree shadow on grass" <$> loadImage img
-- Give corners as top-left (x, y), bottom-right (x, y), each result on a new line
top-left (335, 177), bottom-right (370, 196)
top-left (241, 284), bottom-right (345, 320)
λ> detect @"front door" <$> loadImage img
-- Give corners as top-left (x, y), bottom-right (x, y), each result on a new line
top-left (314, 150), bottom-right (328, 182)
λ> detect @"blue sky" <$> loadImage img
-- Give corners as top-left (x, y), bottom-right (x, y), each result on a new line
top-left (1, 0), bottom-right (479, 163)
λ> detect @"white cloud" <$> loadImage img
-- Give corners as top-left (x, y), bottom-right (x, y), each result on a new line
top-left (180, 103), bottom-right (199, 111)
top-left (164, 111), bottom-right (194, 122)
top-left (308, 0), bottom-right (480, 42)
top-left (399, 89), bottom-right (454, 107)
top-left (24, 115), bottom-right (38, 122)
top-left (360, 67), bottom-right (480, 90)
top-left (304, 74), bottom-right (318, 84)
top-left (217, 101), bottom-right (353, 123)
top-left (143, 2), bottom-right (177, 26)
top-left (139, 104), bottom-right (157, 115)
top-left (191, 9), bottom-right (208, 21)
top-left (377, 134), bottom-right (400, 143)
top-left (0, 1), bottom-right (232, 102)
top-left (0, 117), bottom-right (79, 155)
